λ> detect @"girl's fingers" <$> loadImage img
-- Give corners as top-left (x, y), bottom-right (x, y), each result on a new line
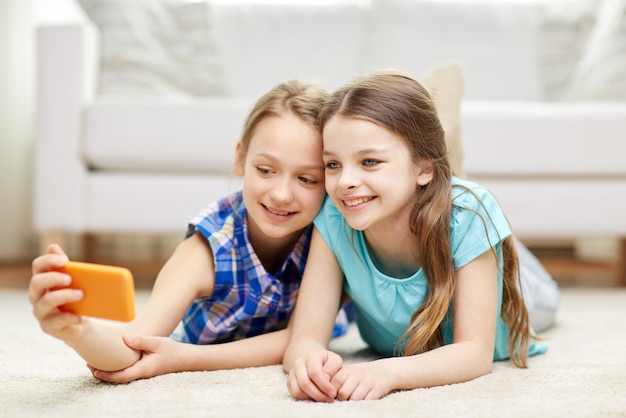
top-left (333, 370), bottom-right (357, 401)
top-left (288, 368), bottom-right (334, 402)
top-left (122, 335), bottom-right (155, 351)
top-left (46, 243), bottom-right (68, 257)
top-left (32, 287), bottom-right (83, 320)
top-left (305, 358), bottom-right (338, 401)
top-left (87, 364), bottom-right (137, 384)
top-left (30, 247), bottom-right (71, 306)
top-left (91, 367), bottom-right (137, 384)
top-left (322, 353), bottom-right (343, 378)
top-left (37, 311), bottom-right (84, 335)
top-left (31, 251), bottom-right (68, 276)
top-left (28, 271), bottom-right (72, 305)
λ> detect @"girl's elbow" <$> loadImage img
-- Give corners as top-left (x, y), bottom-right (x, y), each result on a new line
top-left (475, 350), bottom-right (494, 377)
top-left (477, 358), bottom-right (493, 377)
top-left (465, 342), bottom-right (494, 378)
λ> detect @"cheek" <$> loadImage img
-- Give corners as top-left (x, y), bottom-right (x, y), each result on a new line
top-left (241, 174), bottom-right (265, 198)
top-left (313, 185), bottom-right (327, 202)
top-left (324, 173), bottom-right (337, 191)
top-left (302, 186), bottom-right (327, 210)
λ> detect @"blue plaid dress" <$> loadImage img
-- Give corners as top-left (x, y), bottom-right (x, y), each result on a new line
top-left (172, 191), bottom-right (310, 344)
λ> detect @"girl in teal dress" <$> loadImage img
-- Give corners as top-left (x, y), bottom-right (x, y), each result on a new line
top-left (283, 69), bottom-right (557, 402)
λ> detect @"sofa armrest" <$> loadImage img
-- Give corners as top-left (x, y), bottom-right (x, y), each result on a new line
top-left (34, 22), bottom-right (98, 233)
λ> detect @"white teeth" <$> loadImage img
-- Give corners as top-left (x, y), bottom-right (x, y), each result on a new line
top-left (267, 207), bottom-right (290, 216)
top-left (344, 197), bottom-right (371, 207)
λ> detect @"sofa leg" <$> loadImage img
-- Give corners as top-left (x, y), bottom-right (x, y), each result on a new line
top-left (38, 233), bottom-right (98, 262)
top-left (618, 238), bottom-right (626, 287)
top-left (82, 233), bottom-right (98, 262)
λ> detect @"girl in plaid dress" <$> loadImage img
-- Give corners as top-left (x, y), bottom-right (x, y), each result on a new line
top-left (29, 80), bottom-right (343, 382)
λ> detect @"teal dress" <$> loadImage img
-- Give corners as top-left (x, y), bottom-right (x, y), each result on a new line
top-left (314, 177), bottom-right (547, 359)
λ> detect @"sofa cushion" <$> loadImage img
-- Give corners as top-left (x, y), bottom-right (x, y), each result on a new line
top-left (210, 1), bottom-right (366, 98)
top-left (536, 0), bottom-right (599, 100)
top-left (462, 101), bottom-right (626, 176)
top-left (424, 62), bottom-right (464, 177)
top-left (83, 62), bottom-right (466, 175)
top-left (563, 0), bottom-right (626, 100)
top-left (82, 98), bottom-right (252, 173)
top-left (366, 0), bottom-right (543, 101)
top-left (78, 0), bottom-right (224, 97)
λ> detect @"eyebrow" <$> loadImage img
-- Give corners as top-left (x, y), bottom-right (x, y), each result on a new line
top-left (323, 147), bottom-right (388, 157)
top-left (255, 152), bottom-right (324, 171)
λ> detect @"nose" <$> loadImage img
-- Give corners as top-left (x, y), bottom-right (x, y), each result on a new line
top-left (269, 178), bottom-right (294, 203)
top-left (336, 166), bottom-right (359, 190)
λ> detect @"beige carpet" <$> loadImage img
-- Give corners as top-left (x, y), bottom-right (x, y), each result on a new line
top-left (1, 287), bottom-right (625, 418)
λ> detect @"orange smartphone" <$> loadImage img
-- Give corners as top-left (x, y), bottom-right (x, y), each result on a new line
top-left (52, 261), bottom-right (136, 322)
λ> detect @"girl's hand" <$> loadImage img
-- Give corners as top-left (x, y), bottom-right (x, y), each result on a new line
top-left (29, 244), bottom-right (86, 340)
top-left (286, 349), bottom-right (343, 402)
top-left (88, 335), bottom-right (184, 383)
top-left (331, 361), bottom-right (392, 401)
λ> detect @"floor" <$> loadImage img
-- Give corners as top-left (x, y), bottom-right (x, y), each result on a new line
top-left (531, 247), bottom-right (620, 288)
top-left (1, 245), bottom-right (621, 290)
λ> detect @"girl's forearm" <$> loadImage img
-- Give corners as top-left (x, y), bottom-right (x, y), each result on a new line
top-left (179, 329), bottom-right (292, 371)
top-left (378, 341), bottom-right (493, 391)
top-left (64, 319), bottom-right (140, 371)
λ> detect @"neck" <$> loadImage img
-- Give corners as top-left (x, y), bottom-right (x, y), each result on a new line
top-left (364, 223), bottom-right (420, 278)
top-left (247, 222), bottom-right (301, 276)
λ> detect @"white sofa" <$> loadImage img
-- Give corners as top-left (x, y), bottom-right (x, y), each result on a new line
top-left (35, 0), bottom-right (626, 284)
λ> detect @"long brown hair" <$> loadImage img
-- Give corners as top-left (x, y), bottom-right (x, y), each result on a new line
top-left (318, 69), bottom-right (531, 367)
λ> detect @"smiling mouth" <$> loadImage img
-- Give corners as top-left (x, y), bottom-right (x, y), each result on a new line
top-left (263, 204), bottom-right (295, 216)
top-left (343, 197), bottom-right (374, 207)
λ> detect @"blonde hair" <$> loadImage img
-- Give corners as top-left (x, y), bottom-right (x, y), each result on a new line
top-left (239, 80), bottom-right (329, 156)
top-left (318, 69), bottom-right (531, 368)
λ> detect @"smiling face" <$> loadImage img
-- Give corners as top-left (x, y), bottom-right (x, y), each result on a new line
top-left (322, 115), bottom-right (433, 234)
top-left (234, 113), bottom-right (326, 250)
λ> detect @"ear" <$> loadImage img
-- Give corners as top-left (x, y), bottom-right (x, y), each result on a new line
top-left (233, 141), bottom-right (245, 176)
top-left (415, 159), bottom-right (434, 186)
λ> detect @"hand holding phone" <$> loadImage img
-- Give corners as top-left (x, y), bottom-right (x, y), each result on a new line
top-left (52, 261), bottom-right (136, 322)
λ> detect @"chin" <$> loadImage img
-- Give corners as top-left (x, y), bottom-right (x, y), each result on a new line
top-left (344, 218), bottom-right (368, 231)
top-left (263, 225), bottom-right (302, 239)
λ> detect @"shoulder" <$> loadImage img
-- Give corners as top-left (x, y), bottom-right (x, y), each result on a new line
top-left (314, 196), bottom-right (341, 226)
top-left (450, 177), bottom-right (507, 226)
top-left (188, 191), bottom-right (244, 232)
top-left (314, 196), bottom-right (348, 246)
top-left (316, 195), bottom-right (341, 218)
top-left (451, 177), bottom-right (498, 211)
top-left (449, 177), bottom-right (512, 268)
top-left (186, 191), bottom-right (246, 251)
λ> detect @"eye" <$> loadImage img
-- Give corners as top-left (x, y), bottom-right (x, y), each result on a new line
top-left (362, 159), bottom-right (379, 167)
top-left (325, 161), bottom-right (341, 170)
top-left (256, 166), bottom-right (273, 175)
top-left (298, 176), bottom-right (319, 185)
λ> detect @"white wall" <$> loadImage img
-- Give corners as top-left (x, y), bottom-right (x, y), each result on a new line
top-left (1, 0), bottom-right (615, 264)
top-left (0, 0), bottom-right (36, 261)
top-left (0, 0), bottom-right (85, 261)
